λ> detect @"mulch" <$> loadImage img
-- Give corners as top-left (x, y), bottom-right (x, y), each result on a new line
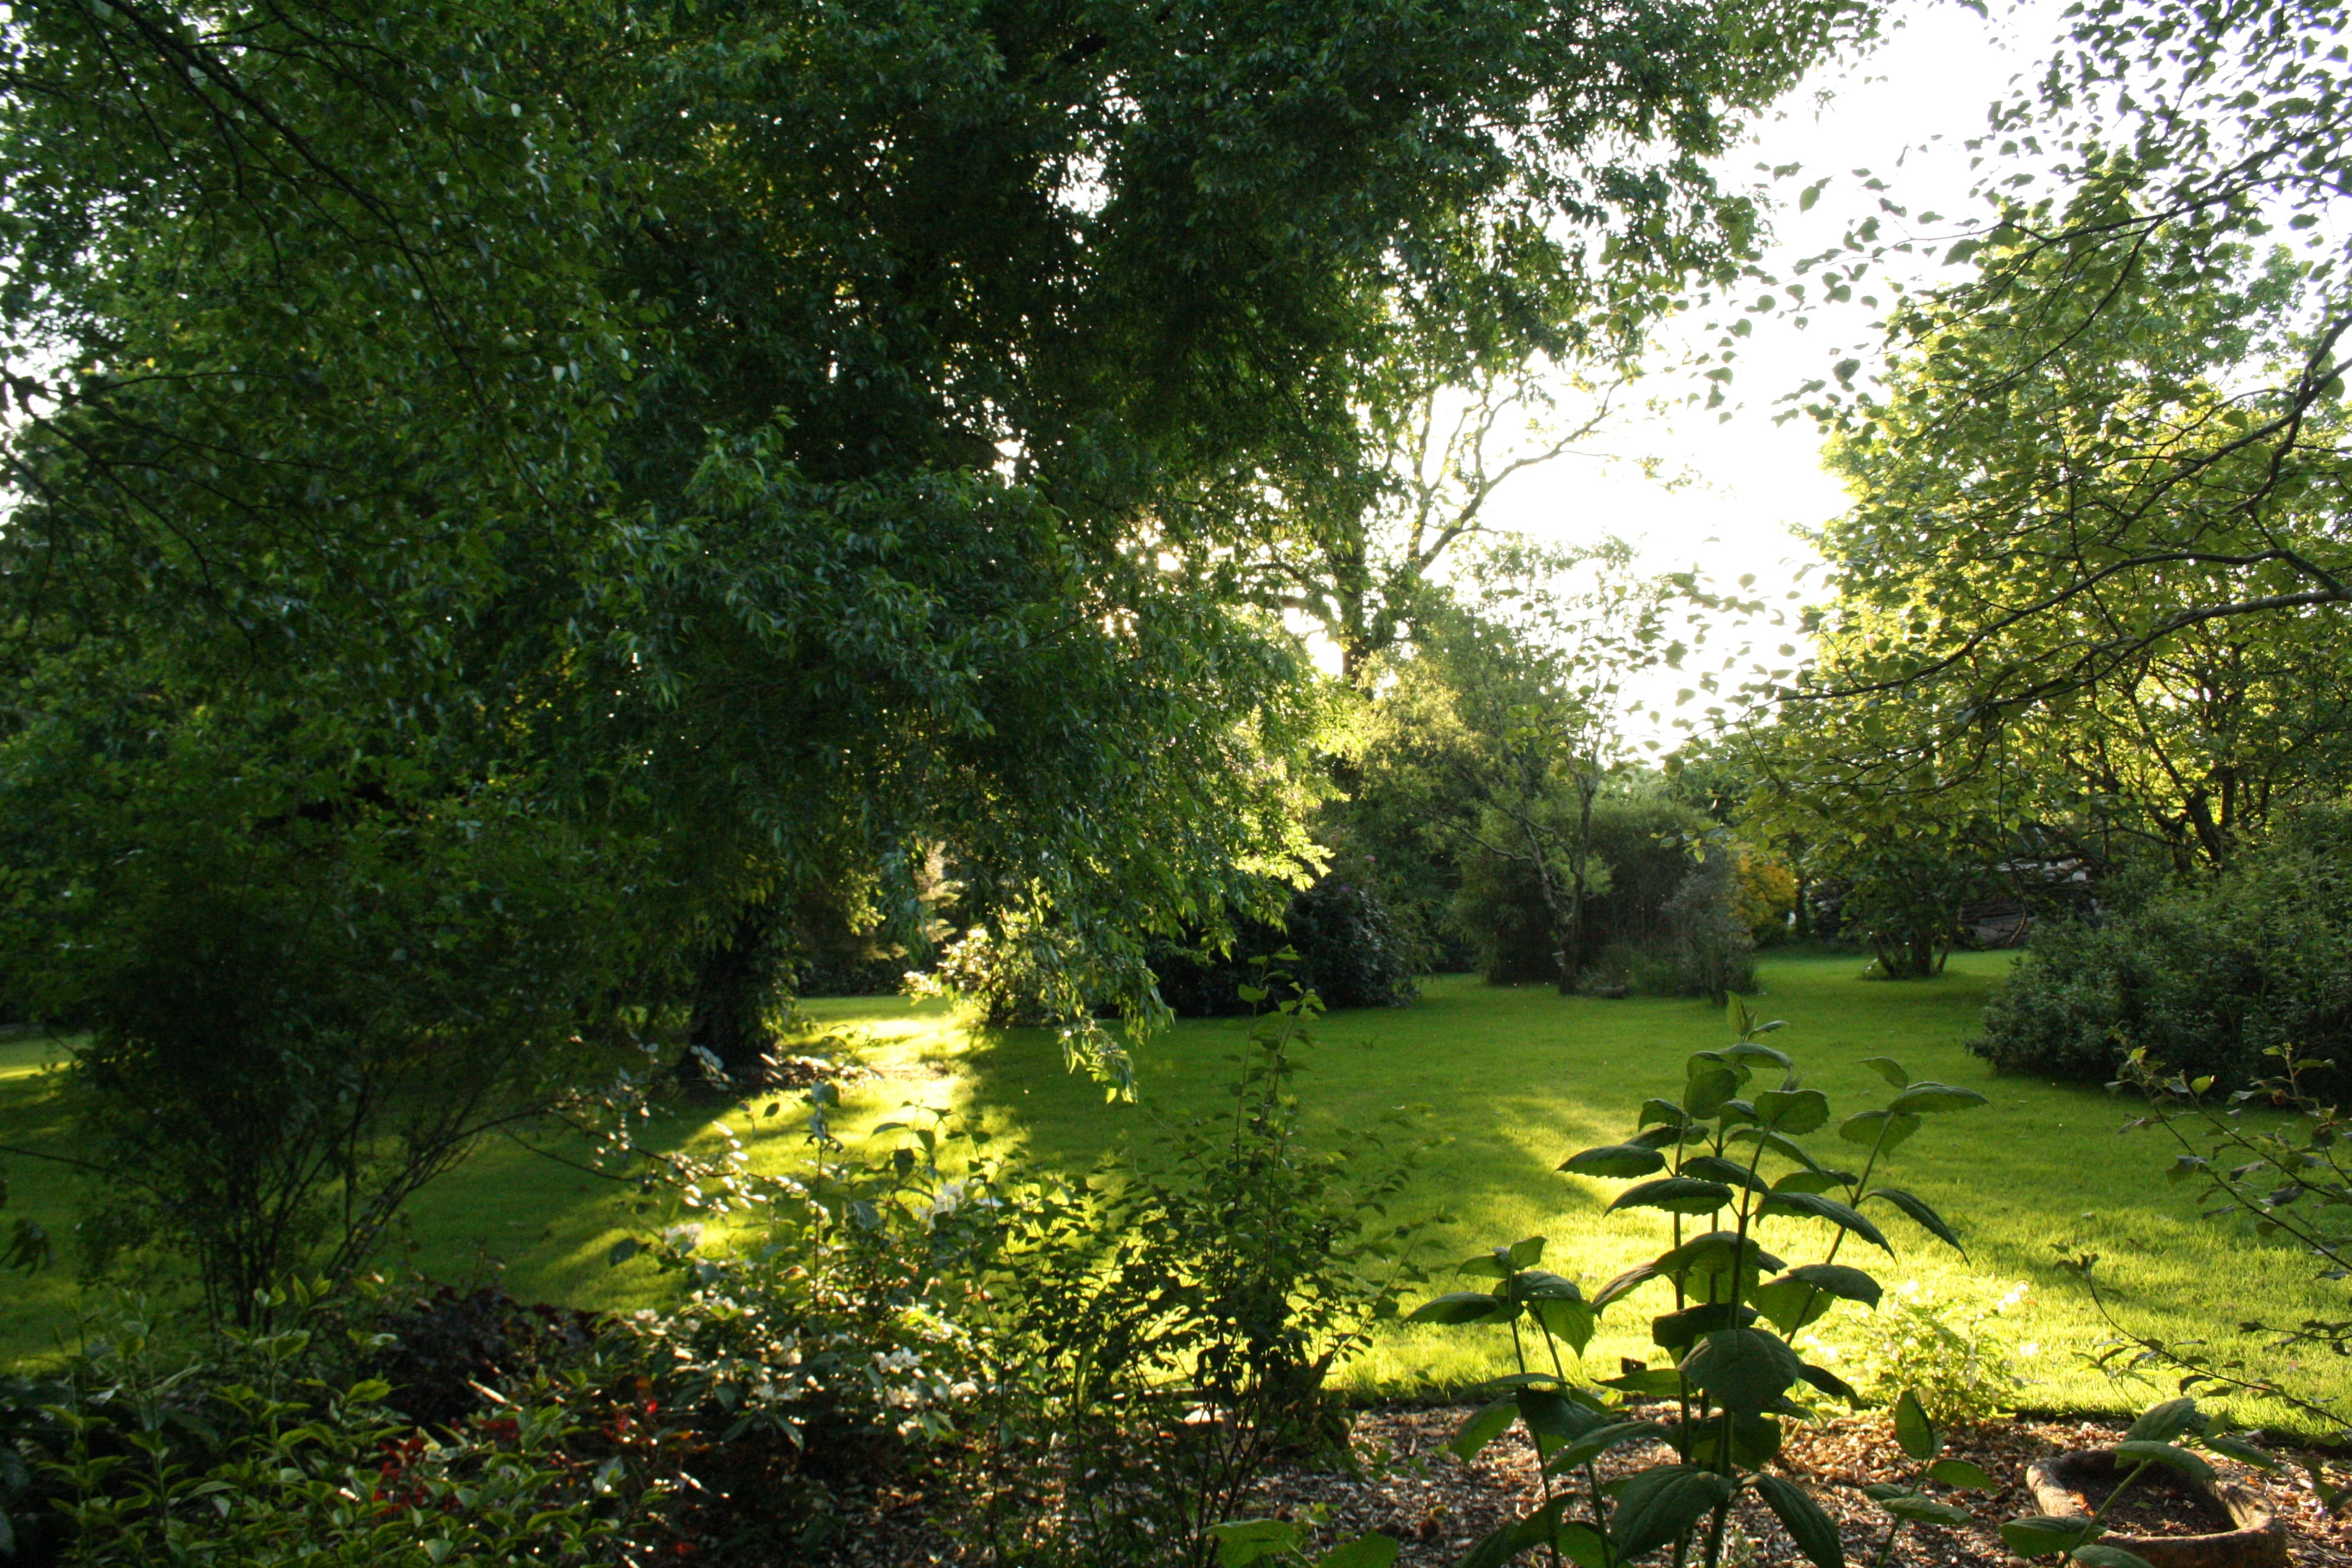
top-left (1241, 1405), bottom-right (2352, 1567)
top-left (808, 1403), bottom-right (2352, 1566)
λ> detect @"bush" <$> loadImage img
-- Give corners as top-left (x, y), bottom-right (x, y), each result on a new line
top-left (1970, 811), bottom-right (2352, 1082)
top-left (1661, 841), bottom-right (1757, 1001)
top-left (1148, 874), bottom-right (1419, 1016)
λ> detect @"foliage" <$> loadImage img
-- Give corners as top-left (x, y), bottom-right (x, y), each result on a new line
top-left (1662, 841), bottom-right (1758, 1005)
top-left (1208, 1514), bottom-right (1402, 1568)
top-left (1969, 811), bottom-right (2352, 1082)
top-left (30, 1302), bottom-right (637, 1568)
top-left (2065, 1040), bottom-right (2352, 1469)
top-left (1850, 1391), bottom-right (1998, 1568)
top-left (1408, 997), bottom-right (1986, 1567)
top-left (1996, 1398), bottom-right (2281, 1568)
top-left (1817, 1281), bottom-right (2032, 1428)
top-left (1150, 876), bottom-right (1421, 1019)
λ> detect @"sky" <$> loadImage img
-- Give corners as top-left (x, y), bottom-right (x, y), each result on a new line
top-left (1467, 0), bottom-right (2072, 745)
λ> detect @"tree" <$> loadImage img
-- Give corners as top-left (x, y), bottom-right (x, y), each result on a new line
top-left (1354, 539), bottom-right (1676, 990)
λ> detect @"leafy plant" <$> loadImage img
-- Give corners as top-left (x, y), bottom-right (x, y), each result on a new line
top-left (1209, 1513), bottom-right (1402, 1568)
top-left (1999, 1397), bottom-right (2279, 1568)
top-left (1852, 1390), bottom-right (1996, 1568)
top-left (1828, 1279), bottom-right (2031, 1426)
top-left (1410, 996), bottom-right (1987, 1567)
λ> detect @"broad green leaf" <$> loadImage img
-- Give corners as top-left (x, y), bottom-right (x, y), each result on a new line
top-left (1602, 1366), bottom-right (1687, 1397)
top-left (1609, 1466), bottom-right (1736, 1560)
top-left (1860, 1057), bottom-right (1910, 1090)
top-left (1209, 1518), bottom-right (1298, 1566)
top-left (1757, 1191), bottom-right (1893, 1252)
top-left (1864, 1187), bottom-right (1966, 1255)
top-left (1727, 1126), bottom-right (1826, 1171)
top-left (1638, 1098), bottom-right (1688, 1129)
top-left (1681, 1154), bottom-right (1771, 1193)
top-left (1756, 1088), bottom-right (1831, 1135)
top-left (1929, 1458), bottom-right (1997, 1491)
top-left (1748, 1277), bottom-right (1835, 1336)
top-left (1508, 1236), bottom-right (1547, 1269)
top-left (2114, 1440), bottom-right (2213, 1481)
top-left (1798, 1363), bottom-right (1862, 1406)
top-left (1315, 1537), bottom-right (1400, 1568)
top-left (1546, 1420), bottom-right (1673, 1474)
top-left (1407, 1290), bottom-right (1512, 1326)
top-left (1837, 1110), bottom-right (1921, 1151)
top-left (1688, 1412), bottom-right (1783, 1469)
top-left (1594, 1261), bottom-right (1665, 1309)
top-left (1679, 1327), bottom-right (1805, 1416)
top-left (1532, 1295), bottom-right (1599, 1355)
top-left (1782, 1262), bottom-right (1884, 1307)
top-left (1659, 1230), bottom-right (1785, 1281)
top-left (1754, 1472), bottom-right (1846, 1568)
top-left (1894, 1390), bottom-right (1939, 1461)
top-left (1450, 1397), bottom-right (1520, 1462)
top-left (1887, 1083), bottom-right (1990, 1115)
top-left (1881, 1495), bottom-right (1975, 1527)
top-left (1609, 1178), bottom-right (1734, 1216)
top-left (1653, 1301), bottom-right (1757, 1351)
top-left (1461, 1498), bottom-right (1569, 1568)
top-left (2002, 1516), bottom-right (2098, 1557)
top-left (1685, 1066), bottom-right (1742, 1119)
top-left (2203, 1431), bottom-right (2278, 1469)
top-left (1555, 1521), bottom-right (1610, 1568)
top-left (1630, 1123), bottom-right (1690, 1150)
top-left (1561, 1145), bottom-right (1669, 1178)
top-left (1727, 1040), bottom-right (1794, 1070)
top-left (2124, 1398), bottom-right (2200, 1444)
top-left (1518, 1387), bottom-right (1607, 1454)
top-left (2071, 1547), bottom-right (2158, 1568)
top-left (1769, 1169), bottom-right (1849, 1195)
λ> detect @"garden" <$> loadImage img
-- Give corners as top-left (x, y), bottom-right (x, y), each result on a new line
top-left (5, 0), bottom-right (2352, 1566)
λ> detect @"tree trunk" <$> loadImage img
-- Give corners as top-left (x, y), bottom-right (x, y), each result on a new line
top-left (1561, 769), bottom-right (1600, 996)
top-left (682, 898), bottom-right (783, 1093)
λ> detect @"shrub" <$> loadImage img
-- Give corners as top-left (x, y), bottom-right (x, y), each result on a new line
top-left (1970, 810), bottom-right (2352, 1082)
top-left (1148, 874), bottom-right (1419, 1017)
top-left (1662, 842), bottom-right (1757, 1002)
top-left (1811, 1278), bottom-right (2034, 1426)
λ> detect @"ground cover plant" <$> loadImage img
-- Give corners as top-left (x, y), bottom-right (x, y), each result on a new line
top-left (7, 954), bottom-right (2348, 1436)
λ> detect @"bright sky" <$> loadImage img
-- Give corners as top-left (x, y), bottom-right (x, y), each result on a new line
top-left (1475, 0), bottom-right (2071, 745)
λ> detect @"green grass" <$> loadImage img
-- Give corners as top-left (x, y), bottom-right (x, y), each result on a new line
top-left (1, 954), bottom-right (2333, 1431)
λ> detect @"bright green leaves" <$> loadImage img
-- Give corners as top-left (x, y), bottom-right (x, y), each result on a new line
top-left (1753, 1472), bottom-right (1846, 1568)
top-left (1893, 1390), bottom-right (1940, 1460)
top-left (1609, 1178), bottom-right (1735, 1215)
top-left (1677, 1327), bottom-right (1805, 1416)
top-left (1410, 1238), bottom-right (1596, 1352)
top-left (1609, 1466), bottom-right (1737, 1560)
top-left (1684, 1063), bottom-right (1742, 1119)
top-left (1749, 1263), bottom-right (1881, 1334)
top-left (1560, 1143), bottom-right (1669, 1178)
top-left (1755, 1088), bottom-right (1831, 1135)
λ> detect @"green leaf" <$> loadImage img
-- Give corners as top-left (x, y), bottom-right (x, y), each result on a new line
top-left (1595, 1261), bottom-right (1665, 1309)
top-left (1659, 1230), bottom-right (1784, 1281)
top-left (1638, 1098), bottom-right (1688, 1129)
top-left (1859, 1057), bottom-right (1910, 1089)
top-left (1782, 1263), bottom-right (1883, 1307)
top-left (1887, 1083), bottom-right (1989, 1115)
top-left (1609, 1178), bottom-right (1734, 1216)
top-left (1609, 1466), bottom-right (1736, 1559)
top-left (1757, 1191), bottom-right (1894, 1252)
top-left (1688, 1413), bottom-right (1783, 1469)
top-left (1532, 1294), bottom-right (1599, 1355)
top-left (2124, 1398), bottom-right (2200, 1444)
top-left (1894, 1390), bottom-right (1939, 1461)
top-left (1798, 1363), bottom-right (1862, 1406)
top-left (1680, 1154), bottom-right (1772, 1194)
top-left (1407, 1290), bottom-right (1513, 1325)
top-left (1547, 1420), bottom-right (1673, 1474)
top-left (1863, 1187), bottom-right (1965, 1255)
top-left (1685, 1066), bottom-right (1742, 1119)
top-left (1209, 1519), bottom-right (1298, 1566)
top-left (1602, 1366), bottom-right (1688, 1397)
top-left (1315, 1537), bottom-right (1400, 1568)
top-left (1562, 1145), bottom-right (1670, 1178)
top-left (1653, 1301), bottom-right (1757, 1352)
top-left (1679, 1327), bottom-right (1805, 1416)
top-left (1837, 1110), bottom-right (1921, 1151)
top-left (1451, 1397), bottom-right (1520, 1462)
top-left (1727, 1040), bottom-right (1794, 1070)
top-left (607, 1238), bottom-right (641, 1267)
top-left (2114, 1440), bottom-right (2213, 1481)
top-left (1518, 1387), bottom-right (1608, 1455)
top-left (1881, 1495), bottom-right (1975, 1527)
top-left (1461, 1498), bottom-right (1570, 1568)
top-left (2002, 1516), bottom-right (2098, 1557)
top-left (1748, 1277), bottom-right (1835, 1336)
top-left (2071, 1547), bottom-right (2158, 1568)
top-left (1756, 1088), bottom-right (1831, 1135)
top-left (1726, 1126), bottom-right (1826, 1171)
top-left (1508, 1236), bottom-right (1547, 1269)
top-left (2203, 1432), bottom-right (2278, 1470)
top-left (1928, 1458), bottom-right (1997, 1491)
top-left (1754, 1472), bottom-right (1845, 1568)
top-left (1555, 1521), bottom-right (1610, 1568)
top-left (1769, 1169), bottom-right (1850, 1195)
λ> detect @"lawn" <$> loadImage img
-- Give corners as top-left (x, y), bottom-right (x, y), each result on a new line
top-left (0, 952), bottom-right (2335, 1432)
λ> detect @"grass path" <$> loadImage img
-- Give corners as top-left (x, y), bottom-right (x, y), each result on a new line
top-left (0, 953), bottom-right (2332, 1431)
